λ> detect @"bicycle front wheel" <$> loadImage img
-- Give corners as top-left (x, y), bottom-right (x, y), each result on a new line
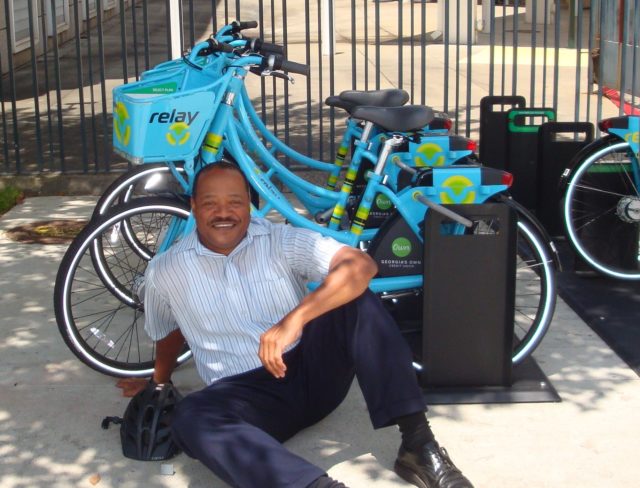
top-left (509, 208), bottom-right (557, 363)
top-left (563, 138), bottom-right (640, 280)
top-left (54, 197), bottom-right (192, 377)
top-left (92, 163), bottom-right (187, 219)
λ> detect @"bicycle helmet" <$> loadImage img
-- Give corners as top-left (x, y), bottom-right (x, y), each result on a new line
top-left (119, 381), bottom-right (183, 461)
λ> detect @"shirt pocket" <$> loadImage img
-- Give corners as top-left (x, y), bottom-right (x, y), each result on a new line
top-left (244, 277), bottom-right (302, 326)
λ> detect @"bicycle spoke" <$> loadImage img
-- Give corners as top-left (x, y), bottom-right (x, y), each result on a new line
top-left (573, 183), bottom-right (628, 199)
top-left (571, 204), bottom-right (618, 232)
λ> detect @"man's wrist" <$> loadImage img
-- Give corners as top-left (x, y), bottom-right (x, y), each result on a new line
top-left (151, 375), bottom-right (173, 385)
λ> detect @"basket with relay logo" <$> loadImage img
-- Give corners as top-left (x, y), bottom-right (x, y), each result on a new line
top-left (112, 55), bottom-right (226, 165)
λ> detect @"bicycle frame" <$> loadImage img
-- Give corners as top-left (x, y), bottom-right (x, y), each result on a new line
top-left (176, 61), bottom-right (507, 291)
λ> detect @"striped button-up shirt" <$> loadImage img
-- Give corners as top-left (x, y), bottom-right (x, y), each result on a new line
top-left (144, 217), bottom-right (346, 385)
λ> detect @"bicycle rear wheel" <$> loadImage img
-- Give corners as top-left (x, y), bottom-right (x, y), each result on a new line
top-left (562, 137), bottom-right (640, 279)
top-left (54, 197), bottom-right (192, 377)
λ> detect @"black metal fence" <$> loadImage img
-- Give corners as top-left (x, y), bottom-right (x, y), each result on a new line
top-left (0, 0), bottom-right (638, 176)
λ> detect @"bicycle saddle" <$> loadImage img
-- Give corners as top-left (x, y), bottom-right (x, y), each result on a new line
top-left (325, 88), bottom-right (409, 114)
top-left (351, 105), bottom-right (435, 132)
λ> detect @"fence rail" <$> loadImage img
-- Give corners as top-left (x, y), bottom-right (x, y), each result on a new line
top-left (0, 0), bottom-right (638, 176)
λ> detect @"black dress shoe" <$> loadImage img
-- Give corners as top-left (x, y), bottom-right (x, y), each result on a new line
top-left (394, 440), bottom-right (474, 488)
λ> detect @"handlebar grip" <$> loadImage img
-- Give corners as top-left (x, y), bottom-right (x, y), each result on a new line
top-left (279, 59), bottom-right (310, 76)
top-left (206, 38), bottom-right (235, 54)
top-left (261, 55), bottom-right (310, 77)
top-left (231, 20), bottom-right (258, 31)
top-left (245, 38), bottom-right (285, 55)
top-left (267, 55), bottom-right (309, 76)
top-left (258, 41), bottom-right (285, 55)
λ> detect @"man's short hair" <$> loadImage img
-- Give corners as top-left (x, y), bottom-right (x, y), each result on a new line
top-left (191, 161), bottom-right (251, 200)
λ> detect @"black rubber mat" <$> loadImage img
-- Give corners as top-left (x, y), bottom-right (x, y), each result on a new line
top-left (395, 316), bottom-right (560, 405)
top-left (556, 241), bottom-right (640, 377)
top-left (422, 356), bottom-right (560, 405)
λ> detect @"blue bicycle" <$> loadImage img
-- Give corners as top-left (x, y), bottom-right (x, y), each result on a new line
top-left (53, 25), bottom-right (558, 377)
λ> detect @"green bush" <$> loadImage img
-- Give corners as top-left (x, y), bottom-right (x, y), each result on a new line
top-left (0, 186), bottom-right (23, 215)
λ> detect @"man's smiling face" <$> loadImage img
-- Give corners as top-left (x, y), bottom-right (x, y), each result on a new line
top-left (191, 166), bottom-right (251, 255)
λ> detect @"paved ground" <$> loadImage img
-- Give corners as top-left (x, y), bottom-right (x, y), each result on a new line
top-left (1, 195), bottom-right (640, 488)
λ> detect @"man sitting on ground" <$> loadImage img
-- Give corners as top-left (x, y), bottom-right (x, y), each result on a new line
top-left (143, 162), bottom-right (474, 488)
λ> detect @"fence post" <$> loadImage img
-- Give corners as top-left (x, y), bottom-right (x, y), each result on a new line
top-left (321, 0), bottom-right (335, 56)
top-left (169, 0), bottom-right (181, 59)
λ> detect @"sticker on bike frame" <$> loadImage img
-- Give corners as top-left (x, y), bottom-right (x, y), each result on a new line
top-left (375, 194), bottom-right (393, 210)
top-left (391, 237), bottom-right (412, 258)
top-left (412, 142), bottom-right (446, 167)
top-left (439, 175), bottom-right (477, 204)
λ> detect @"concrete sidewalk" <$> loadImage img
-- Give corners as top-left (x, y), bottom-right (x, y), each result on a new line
top-left (1, 195), bottom-right (639, 487)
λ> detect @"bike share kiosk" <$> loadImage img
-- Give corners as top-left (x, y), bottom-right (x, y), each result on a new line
top-left (422, 203), bottom-right (516, 388)
top-left (419, 201), bottom-right (559, 403)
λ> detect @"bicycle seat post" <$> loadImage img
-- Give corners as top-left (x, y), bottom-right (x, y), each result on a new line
top-left (374, 134), bottom-right (405, 176)
top-left (359, 121), bottom-right (375, 144)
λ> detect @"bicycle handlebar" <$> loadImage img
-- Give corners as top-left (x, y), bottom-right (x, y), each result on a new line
top-left (185, 22), bottom-right (309, 77)
top-left (206, 38), bottom-right (236, 54)
top-left (262, 55), bottom-right (310, 76)
top-left (185, 38), bottom-right (236, 65)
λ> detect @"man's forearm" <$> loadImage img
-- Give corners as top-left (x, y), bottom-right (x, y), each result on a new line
top-left (152, 329), bottom-right (185, 383)
top-left (291, 248), bottom-right (378, 327)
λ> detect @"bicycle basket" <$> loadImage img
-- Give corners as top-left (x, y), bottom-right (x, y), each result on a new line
top-left (112, 61), bottom-right (224, 164)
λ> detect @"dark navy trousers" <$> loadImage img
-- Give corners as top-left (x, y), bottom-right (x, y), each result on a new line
top-left (170, 290), bottom-right (427, 488)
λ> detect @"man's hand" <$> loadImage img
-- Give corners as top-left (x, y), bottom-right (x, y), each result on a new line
top-left (116, 378), bottom-right (150, 397)
top-left (258, 317), bottom-right (303, 378)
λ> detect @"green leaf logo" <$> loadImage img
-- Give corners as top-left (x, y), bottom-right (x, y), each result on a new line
top-left (391, 237), bottom-right (412, 258)
top-left (375, 194), bottom-right (392, 210)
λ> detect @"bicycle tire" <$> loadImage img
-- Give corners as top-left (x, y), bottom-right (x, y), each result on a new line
top-left (502, 197), bottom-right (558, 363)
top-left (88, 195), bottom-right (191, 306)
top-left (54, 197), bottom-right (193, 377)
top-left (92, 163), bottom-right (187, 219)
top-left (562, 137), bottom-right (640, 280)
